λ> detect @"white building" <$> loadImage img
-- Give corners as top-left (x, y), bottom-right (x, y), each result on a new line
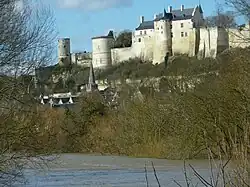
top-left (91, 5), bottom-right (209, 69)
top-left (58, 4), bottom-right (249, 69)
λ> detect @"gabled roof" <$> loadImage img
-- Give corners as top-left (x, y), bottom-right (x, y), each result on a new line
top-left (135, 21), bottom-right (154, 30)
top-left (172, 8), bottom-right (194, 20)
top-left (135, 6), bottom-right (201, 31)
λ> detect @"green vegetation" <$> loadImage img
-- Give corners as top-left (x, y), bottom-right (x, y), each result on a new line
top-left (36, 64), bottom-right (91, 93)
top-left (2, 0), bottom-right (249, 185)
top-left (114, 30), bottom-right (132, 48)
top-left (8, 47), bottom-right (249, 162)
top-left (96, 55), bottom-right (219, 81)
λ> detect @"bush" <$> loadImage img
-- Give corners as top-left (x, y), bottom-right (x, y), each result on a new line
top-left (96, 56), bottom-right (219, 81)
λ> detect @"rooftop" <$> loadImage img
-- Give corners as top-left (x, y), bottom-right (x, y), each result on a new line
top-left (135, 5), bottom-right (202, 30)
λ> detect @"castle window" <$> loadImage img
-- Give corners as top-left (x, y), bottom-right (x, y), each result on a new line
top-left (161, 25), bottom-right (163, 29)
top-left (181, 32), bottom-right (184, 37)
top-left (185, 32), bottom-right (188, 37)
top-left (171, 32), bottom-right (173, 37)
top-left (140, 31), bottom-right (142, 35)
top-left (138, 38), bottom-right (141, 42)
top-left (161, 31), bottom-right (163, 34)
top-left (144, 30), bottom-right (147, 34)
top-left (170, 24), bottom-right (172, 29)
top-left (181, 23), bottom-right (184, 28)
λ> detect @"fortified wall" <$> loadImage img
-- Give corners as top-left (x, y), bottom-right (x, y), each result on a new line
top-left (91, 26), bottom-right (234, 69)
top-left (58, 38), bottom-right (92, 67)
top-left (196, 27), bottom-right (229, 59)
top-left (57, 5), bottom-right (250, 69)
top-left (228, 23), bottom-right (250, 48)
top-left (89, 4), bottom-right (250, 70)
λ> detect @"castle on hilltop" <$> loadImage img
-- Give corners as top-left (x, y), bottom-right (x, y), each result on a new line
top-left (58, 4), bottom-right (250, 69)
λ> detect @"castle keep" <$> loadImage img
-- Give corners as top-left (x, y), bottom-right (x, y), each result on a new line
top-left (58, 4), bottom-right (250, 69)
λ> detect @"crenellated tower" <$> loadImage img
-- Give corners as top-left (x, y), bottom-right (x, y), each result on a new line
top-left (58, 38), bottom-right (71, 66)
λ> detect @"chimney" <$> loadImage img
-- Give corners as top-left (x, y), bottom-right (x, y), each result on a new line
top-left (140, 16), bottom-right (144, 24)
top-left (154, 14), bottom-right (157, 19)
top-left (168, 6), bottom-right (172, 13)
top-left (181, 5), bottom-right (184, 11)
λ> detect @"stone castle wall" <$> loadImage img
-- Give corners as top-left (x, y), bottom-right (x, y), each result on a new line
top-left (111, 47), bottom-right (135, 64)
top-left (109, 26), bottom-right (232, 67)
top-left (90, 22), bottom-right (249, 69)
top-left (92, 36), bottom-right (115, 69)
top-left (153, 19), bottom-right (172, 64)
top-left (197, 27), bottom-right (229, 59)
top-left (228, 27), bottom-right (250, 48)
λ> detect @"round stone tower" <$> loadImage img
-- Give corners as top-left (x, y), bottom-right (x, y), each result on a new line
top-left (153, 9), bottom-right (173, 65)
top-left (92, 31), bottom-right (115, 69)
top-left (58, 38), bottom-right (71, 66)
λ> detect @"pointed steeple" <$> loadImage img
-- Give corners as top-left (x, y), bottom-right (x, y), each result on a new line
top-left (198, 1), bottom-right (203, 14)
top-left (88, 60), bottom-right (95, 85)
top-left (86, 61), bottom-right (98, 92)
top-left (163, 8), bottom-right (167, 17)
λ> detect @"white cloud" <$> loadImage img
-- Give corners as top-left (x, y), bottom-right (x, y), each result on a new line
top-left (59, 0), bottom-right (132, 10)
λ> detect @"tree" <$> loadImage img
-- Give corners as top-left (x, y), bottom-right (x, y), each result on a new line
top-left (0, 0), bottom-right (57, 185)
top-left (114, 30), bottom-right (132, 48)
top-left (205, 11), bottom-right (237, 28)
top-left (226, 0), bottom-right (250, 20)
top-left (224, 0), bottom-right (250, 45)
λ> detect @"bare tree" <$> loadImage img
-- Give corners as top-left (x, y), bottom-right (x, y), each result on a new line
top-left (205, 11), bottom-right (237, 28)
top-left (226, 0), bottom-right (250, 19)
top-left (0, 0), bottom-right (57, 186)
top-left (224, 0), bottom-right (250, 46)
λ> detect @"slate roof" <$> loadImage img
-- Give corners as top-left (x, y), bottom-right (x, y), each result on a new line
top-left (171, 8), bottom-right (194, 20)
top-left (91, 35), bottom-right (114, 40)
top-left (135, 21), bottom-right (154, 30)
top-left (135, 6), bottom-right (201, 30)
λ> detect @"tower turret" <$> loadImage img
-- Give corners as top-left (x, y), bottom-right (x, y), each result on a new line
top-left (153, 9), bottom-right (173, 64)
top-left (58, 38), bottom-right (71, 66)
top-left (91, 31), bottom-right (115, 69)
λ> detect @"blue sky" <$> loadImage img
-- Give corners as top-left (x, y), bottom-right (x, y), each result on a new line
top-left (44, 0), bottom-right (225, 52)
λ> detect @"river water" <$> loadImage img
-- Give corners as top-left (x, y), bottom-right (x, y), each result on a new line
top-left (16, 154), bottom-right (218, 187)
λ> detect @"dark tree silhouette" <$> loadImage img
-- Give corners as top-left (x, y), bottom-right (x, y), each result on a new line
top-left (114, 30), bottom-right (132, 48)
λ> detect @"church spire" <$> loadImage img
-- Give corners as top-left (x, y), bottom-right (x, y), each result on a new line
top-left (88, 60), bottom-right (95, 85)
top-left (86, 61), bottom-right (97, 92)
top-left (163, 8), bottom-right (167, 17)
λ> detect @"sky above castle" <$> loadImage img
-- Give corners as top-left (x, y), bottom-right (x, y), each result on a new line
top-left (44, 0), bottom-right (226, 52)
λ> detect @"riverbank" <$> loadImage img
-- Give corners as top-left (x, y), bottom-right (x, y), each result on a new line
top-left (20, 154), bottom-right (216, 187)
top-left (2, 48), bottom-right (250, 161)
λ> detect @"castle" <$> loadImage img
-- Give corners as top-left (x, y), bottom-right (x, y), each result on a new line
top-left (58, 4), bottom-right (250, 69)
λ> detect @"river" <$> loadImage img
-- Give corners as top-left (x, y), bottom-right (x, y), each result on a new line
top-left (15, 154), bottom-right (218, 187)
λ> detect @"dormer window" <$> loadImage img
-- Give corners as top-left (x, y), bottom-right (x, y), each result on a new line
top-left (183, 14), bottom-right (186, 17)
top-left (173, 15), bottom-right (176, 18)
